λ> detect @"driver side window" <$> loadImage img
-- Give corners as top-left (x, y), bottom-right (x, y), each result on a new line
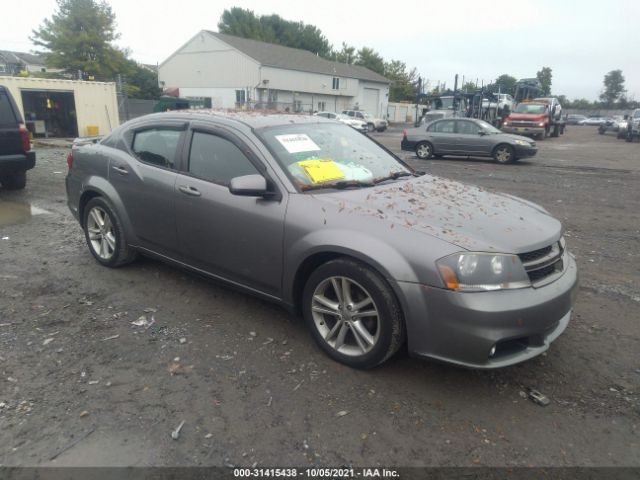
top-left (188, 132), bottom-right (259, 186)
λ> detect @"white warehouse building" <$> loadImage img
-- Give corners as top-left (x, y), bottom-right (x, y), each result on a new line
top-left (159, 31), bottom-right (391, 117)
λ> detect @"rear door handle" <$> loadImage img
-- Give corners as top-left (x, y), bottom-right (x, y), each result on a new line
top-left (178, 185), bottom-right (201, 197)
top-left (112, 165), bottom-right (128, 175)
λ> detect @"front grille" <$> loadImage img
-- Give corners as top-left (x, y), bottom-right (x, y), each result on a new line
top-left (518, 241), bottom-right (565, 285)
top-left (511, 120), bottom-right (539, 127)
top-left (519, 245), bottom-right (552, 263)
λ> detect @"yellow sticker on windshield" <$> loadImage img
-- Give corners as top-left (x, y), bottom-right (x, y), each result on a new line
top-left (297, 159), bottom-right (345, 184)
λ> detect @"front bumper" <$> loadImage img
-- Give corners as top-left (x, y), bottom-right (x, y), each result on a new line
top-left (514, 145), bottom-right (538, 158)
top-left (0, 151), bottom-right (36, 173)
top-left (398, 254), bottom-right (578, 369)
top-left (502, 126), bottom-right (544, 136)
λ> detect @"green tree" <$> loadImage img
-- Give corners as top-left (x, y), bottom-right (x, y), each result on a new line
top-left (536, 67), bottom-right (553, 95)
top-left (31, 0), bottom-right (128, 78)
top-left (123, 61), bottom-right (162, 99)
top-left (491, 74), bottom-right (518, 95)
top-left (218, 8), bottom-right (332, 58)
top-left (384, 60), bottom-right (417, 102)
top-left (599, 69), bottom-right (626, 107)
top-left (461, 81), bottom-right (478, 92)
top-left (334, 42), bottom-right (356, 64)
top-left (568, 98), bottom-right (593, 109)
top-left (218, 8), bottom-right (265, 41)
top-left (354, 47), bottom-right (385, 76)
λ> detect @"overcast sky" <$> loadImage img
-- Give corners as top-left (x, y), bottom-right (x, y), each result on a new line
top-left (2, 0), bottom-right (639, 100)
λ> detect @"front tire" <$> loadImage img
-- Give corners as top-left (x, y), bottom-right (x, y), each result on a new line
top-left (83, 197), bottom-right (137, 268)
top-left (0, 171), bottom-right (26, 190)
top-left (303, 258), bottom-right (405, 369)
top-left (415, 141), bottom-right (433, 160)
top-left (493, 144), bottom-right (515, 164)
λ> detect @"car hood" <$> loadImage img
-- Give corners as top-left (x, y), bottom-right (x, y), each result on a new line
top-left (495, 132), bottom-right (536, 143)
top-left (313, 175), bottom-right (561, 253)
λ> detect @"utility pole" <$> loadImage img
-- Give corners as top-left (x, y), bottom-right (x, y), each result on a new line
top-left (415, 76), bottom-right (422, 124)
top-left (116, 74), bottom-right (129, 122)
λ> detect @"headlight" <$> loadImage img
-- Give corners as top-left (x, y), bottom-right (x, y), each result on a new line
top-left (514, 139), bottom-right (530, 146)
top-left (436, 253), bottom-right (530, 292)
top-left (503, 121), bottom-right (509, 126)
top-left (538, 122), bottom-right (545, 127)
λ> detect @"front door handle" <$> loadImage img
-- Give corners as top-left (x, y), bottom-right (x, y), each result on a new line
top-left (112, 165), bottom-right (128, 175)
top-left (178, 185), bottom-right (201, 197)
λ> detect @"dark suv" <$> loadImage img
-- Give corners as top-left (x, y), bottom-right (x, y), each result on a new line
top-left (0, 85), bottom-right (35, 189)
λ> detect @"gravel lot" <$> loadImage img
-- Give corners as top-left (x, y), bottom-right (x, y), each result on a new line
top-left (0, 125), bottom-right (638, 467)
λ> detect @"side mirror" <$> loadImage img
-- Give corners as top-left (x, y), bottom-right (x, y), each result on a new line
top-left (229, 174), bottom-right (268, 197)
top-left (478, 130), bottom-right (487, 136)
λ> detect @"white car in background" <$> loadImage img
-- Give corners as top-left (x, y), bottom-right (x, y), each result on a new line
top-left (481, 93), bottom-right (516, 112)
top-left (314, 111), bottom-right (368, 132)
top-left (341, 110), bottom-right (388, 132)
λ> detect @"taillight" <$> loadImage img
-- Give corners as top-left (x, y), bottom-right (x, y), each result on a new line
top-left (66, 151), bottom-right (74, 170)
top-left (19, 125), bottom-right (30, 152)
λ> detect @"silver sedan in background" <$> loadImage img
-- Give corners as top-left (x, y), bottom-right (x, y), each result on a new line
top-left (402, 118), bottom-right (538, 164)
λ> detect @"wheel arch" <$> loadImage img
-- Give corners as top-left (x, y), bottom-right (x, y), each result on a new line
top-left (77, 177), bottom-right (137, 244)
top-left (286, 239), bottom-right (416, 320)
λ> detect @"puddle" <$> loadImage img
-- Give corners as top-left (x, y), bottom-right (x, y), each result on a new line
top-left (0, 200), bottom-right (52, 227)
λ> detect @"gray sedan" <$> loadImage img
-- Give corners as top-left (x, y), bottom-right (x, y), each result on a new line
top-left (66, 112), bottom-right (577, 369)
top-left (402, 118), bottom-right (538, 163)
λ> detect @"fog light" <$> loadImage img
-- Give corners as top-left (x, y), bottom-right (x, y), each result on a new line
top-left (489, 345), bottom-right (497, 357)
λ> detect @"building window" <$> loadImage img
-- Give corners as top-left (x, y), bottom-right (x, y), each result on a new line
top-left (317, 101), bottom-right (326, 111)
top-left (235, 89), bottom-right (246, 104)
top-left (332, 77), bottom-right (340, 90)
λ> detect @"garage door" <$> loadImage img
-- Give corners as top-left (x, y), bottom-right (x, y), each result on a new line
top-left (363, 88), bottom-right (379, 116)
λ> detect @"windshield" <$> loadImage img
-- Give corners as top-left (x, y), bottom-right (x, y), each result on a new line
top-left (477, 120), bottom-right (502, 134)
top-left (257, 123), bottom-right (411, 191)
top-left (514, 103), bottom-right (546, 114)
top-left (434, 97), bottom-right (455, 110)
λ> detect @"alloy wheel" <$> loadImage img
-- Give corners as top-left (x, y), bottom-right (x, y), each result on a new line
top-left (495, 146), bottom-right (513, 163)
top-left (416, 143), bottom-right (431, 159)
top-left (311, 276), bottom-right (380, 356)
top-left (86, 206), bottom-right (116, 260)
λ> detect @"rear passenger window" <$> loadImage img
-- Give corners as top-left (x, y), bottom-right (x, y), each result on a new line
top-left (188, 132), bottom-right (258, 185)
top-left (429, 120), bottom-right (455, 133)
top-left (132, 129), bottom-right (182, 168)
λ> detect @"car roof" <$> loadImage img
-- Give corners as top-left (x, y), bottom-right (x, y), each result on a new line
top-left (123, 110), bottom-right (334, 130)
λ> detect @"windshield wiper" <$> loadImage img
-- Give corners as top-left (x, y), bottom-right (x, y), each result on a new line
top-left (373, 171), bottom-right (415, 185)
top-left (301, 179), bottom-right (375, 191)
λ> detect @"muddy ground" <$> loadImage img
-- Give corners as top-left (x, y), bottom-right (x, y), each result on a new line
top-left (0, 125), bottom-right (638, 467)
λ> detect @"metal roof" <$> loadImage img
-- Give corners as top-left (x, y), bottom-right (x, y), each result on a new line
top-left (205, 31), bottom-right (390, 84)
top-left (0, 50), bottom-right (44, 65)
top-left (126, 109), bottom-right (334, 130)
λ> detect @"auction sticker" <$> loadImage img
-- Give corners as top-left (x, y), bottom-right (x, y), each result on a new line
top-left (275, 134), bottom-right (321, 154)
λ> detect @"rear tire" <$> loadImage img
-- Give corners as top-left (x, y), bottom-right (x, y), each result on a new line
top-left (83, 197), bottom-right (137, 268)
top-left (415, 141), bottom-right (433, 160)
top-left (0, 171), bottom-right (26, 190)
top-left (303, 258), bottom-right (405, 369)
